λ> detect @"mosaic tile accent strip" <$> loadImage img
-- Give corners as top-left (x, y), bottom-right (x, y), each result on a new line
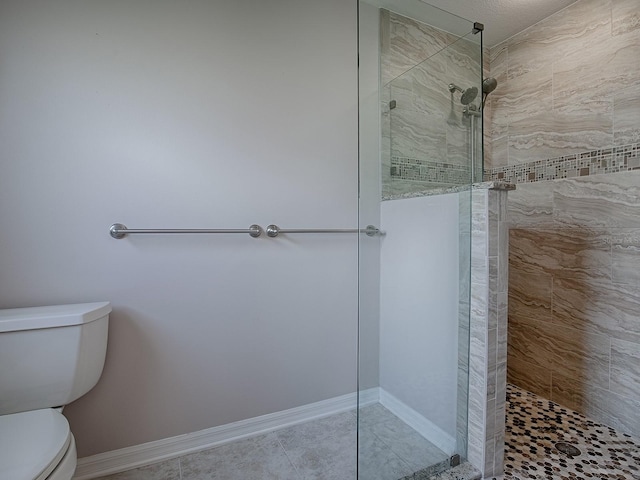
top-left (504, 384), bottom-right (640, 480)
top-left (485, 143), bottom-right (640, 184)
top-left (391, 157), bottom-right (471, 186)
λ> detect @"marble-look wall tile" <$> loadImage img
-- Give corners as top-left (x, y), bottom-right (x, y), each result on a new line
top-left (589, 384), bottom-right (640, 437)
top-left (383, 11), bottom-right (454, 85)
top-left (506, 173), bottom-right (640, 440)
top-left (507, 354), bottom-right (551, 399)
top-left (609, 338), bottom-right (640, 400)
top-left (553, 20), bottom-right (634, 111)
top-left (483, 398), bottom-right (496, 475)
top-left (487, 91), bottom-right (506, 134)
top-left (614, 83), bottom-right (640, 145)
top-left (410, 59), bottom-right (451, 115)
top-left (508, 315), bottom-right (611, 388)
top-left (510, 228), bottom-right (611, 278)
top-left (508, 110), bottom-right (613, 166)
top-left (495, 293), bottom-right (508, 361)
top-left (551, 373), bottom-right (640, 438)
top-left (490, 135), bottom-right (508, 168)
top-left (611, 229), bottom-right (640, 285)
top-left (552, 275), bottom-right (640, 345)
top-left (471, 191), bottom-right (489, 285)
top-left (483, 114), bottom-right (493, 170)
top-left (456, 364), bottom-right (470, 459)
top-left (446, 118), bottom-right (472, 168)
top-left (390, 109), bottom-right (446, 160)
top-left (494, 362), bottom-right (507, 434)
top-left (486, 328), bottom-right (497, 394)
top-left (612, 0), bottom-right (640, 36)
top-left (486, 0), bottom-right (638, 169)
top-left (467, 188), bottom-right (509, 479)
top-left (466, 419), bottom-right (484, 472)
top-left (501, 67), bottom-right (553, 126)
top-left (507, 180), bottom-right (554, 228)
top-left (549, 372), bottom-right (590, 412)
top-left (553, 173), bottom-right (640, 229)
top-left (488, 257), bottom-right (501, 303)
top-left (507, 0), bottom-right (611, 81)
top-left (508, 266), bottom-right (552, 323)
top-left (488, 43), bottom-right (507, 83)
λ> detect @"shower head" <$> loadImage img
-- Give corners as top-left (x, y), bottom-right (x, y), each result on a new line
top-left (481, 77), bottom-right (498, 107)
top-left (461, 86), bottom-right (478, 105)
top-left (483, 77), bottom-right (498, 95)
top-left (448, 83), bottom-right (478, 105)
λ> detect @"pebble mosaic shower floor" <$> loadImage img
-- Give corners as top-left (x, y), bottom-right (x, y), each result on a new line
top-left (503, 384), bottom-right (640, 480)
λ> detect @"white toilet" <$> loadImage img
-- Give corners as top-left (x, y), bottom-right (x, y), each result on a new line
top-left (0, 302), bottom-right (111, 480)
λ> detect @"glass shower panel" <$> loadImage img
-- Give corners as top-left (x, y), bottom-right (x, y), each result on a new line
top-left (358, 2), bottom-right (482, 478)
top-left (384, 32), bottom-right (483, 197)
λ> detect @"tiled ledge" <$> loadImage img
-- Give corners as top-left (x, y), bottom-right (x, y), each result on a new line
top-left (382, 181), bottom-right (515, 201)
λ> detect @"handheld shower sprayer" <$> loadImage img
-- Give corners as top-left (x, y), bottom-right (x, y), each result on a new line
top-left (482, 77), bottom-right (498, 108)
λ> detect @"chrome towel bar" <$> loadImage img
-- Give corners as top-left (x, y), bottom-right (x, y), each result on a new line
top-left (109, 223), bottom-right (384, 239)
top-left (265, 225), bottom-right (383, 237)
top-left (109, 223), bottom-right (263, 239)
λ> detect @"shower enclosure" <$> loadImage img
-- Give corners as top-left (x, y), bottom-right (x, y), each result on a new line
top-left (358, 1), bottom-right (484, 477)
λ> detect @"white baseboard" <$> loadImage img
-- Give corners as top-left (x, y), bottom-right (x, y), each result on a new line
top-left (74, 388), bottom-right (379, 480)
top-left (379, 388), bottom-right (457, 455)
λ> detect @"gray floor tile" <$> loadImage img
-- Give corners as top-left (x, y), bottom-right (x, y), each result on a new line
top-left (356, 404), bottom-right (393, 429)
top-left (180, 432), bottom-right (298, 480)
top-left (365, 415), bottom-right (448, 471)
top-left (91, 406), bottom-right (452, 480)
top-left (358, 429), bottom-right (415, 480)
top-left (282, 427), bottom-right (357, 480)
top-left (276, 412), bottom-right (356, 450)
top-left (92, 458), bottom-right (181, 480)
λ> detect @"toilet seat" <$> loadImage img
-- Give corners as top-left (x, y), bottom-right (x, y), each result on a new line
top-left (0, 409), bottom-right (73, 480)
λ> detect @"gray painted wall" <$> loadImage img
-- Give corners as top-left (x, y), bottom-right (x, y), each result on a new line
top-left (0, 0), bottom-right (359, 457)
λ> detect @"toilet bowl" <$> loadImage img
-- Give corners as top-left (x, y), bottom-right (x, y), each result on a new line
top-left (0, 409), bottom-right (76, 480)
top-left (0, 302), bottom-right (111, 480)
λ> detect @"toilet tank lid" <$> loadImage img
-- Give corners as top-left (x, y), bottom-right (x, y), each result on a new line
top-left (0, 301), bottom-right (111, 333)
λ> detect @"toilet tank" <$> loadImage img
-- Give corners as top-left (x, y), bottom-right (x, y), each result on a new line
top-left (0, 302), bottom-right (110, 415)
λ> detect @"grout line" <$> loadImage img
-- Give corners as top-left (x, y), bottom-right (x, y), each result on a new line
top-left (275, 436), bottom-right (301, 478)
top-left (608, 336), bottom-right (612, 392)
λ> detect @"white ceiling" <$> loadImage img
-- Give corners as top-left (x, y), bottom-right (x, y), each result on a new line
top-left (423, 0), bottom-right (579, 46)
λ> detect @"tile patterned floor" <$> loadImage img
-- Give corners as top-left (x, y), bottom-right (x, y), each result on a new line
top-left (88, 386), bottom-right (640, 480)
top-left (503, 384), bottom-right (640, 480)
top-left (93, 404), bottom-right (452, 480)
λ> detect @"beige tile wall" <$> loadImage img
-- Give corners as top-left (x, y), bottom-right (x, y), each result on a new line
top-left (507, 170), bottom-right (640, 439)
top-left (485, 0), bottom-right (640, 169)
top-left (484, 0), bottom-right (640, 441)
